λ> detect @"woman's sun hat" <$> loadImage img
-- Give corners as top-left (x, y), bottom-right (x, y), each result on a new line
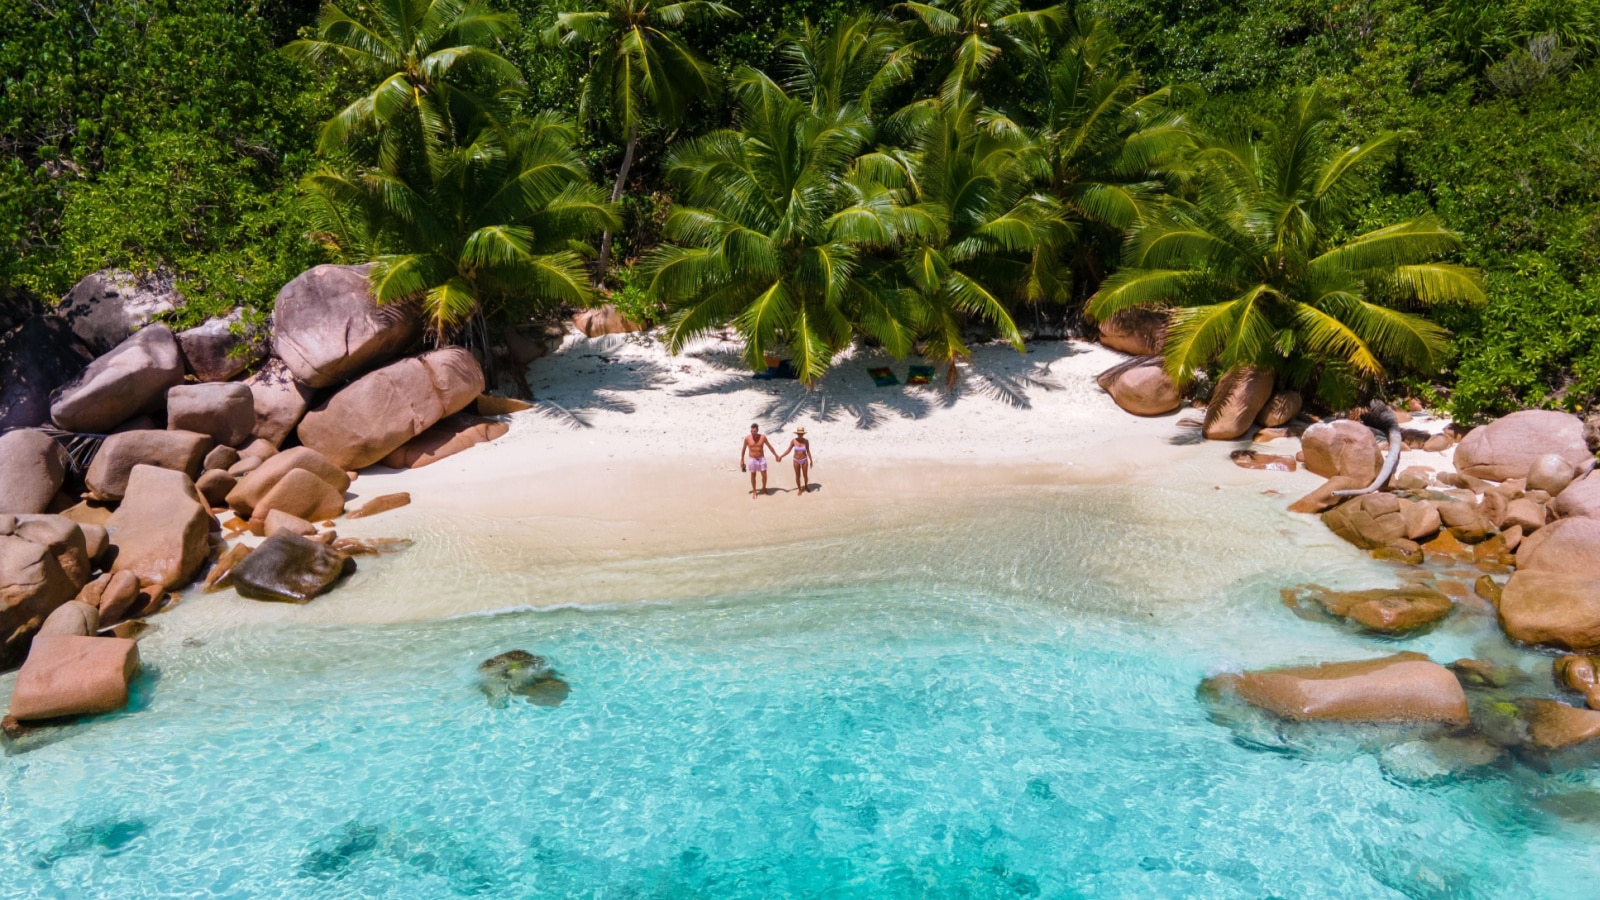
top-left (795, 428), bottom-right (806, 436)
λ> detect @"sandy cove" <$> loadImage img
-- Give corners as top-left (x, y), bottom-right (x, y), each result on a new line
top-left (150, 331), bottom-right (1462, 632)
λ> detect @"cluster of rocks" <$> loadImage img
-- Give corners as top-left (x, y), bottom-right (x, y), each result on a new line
top-left (1208, 408), bottom-right (1600, 767)
top-left (1097, 357), bottom-right (1303, 440)
top-left (1, 264), bottom-right (525, 730)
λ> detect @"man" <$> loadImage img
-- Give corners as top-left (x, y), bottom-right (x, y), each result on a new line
top-left (740, 423), bottom-right (779, 498)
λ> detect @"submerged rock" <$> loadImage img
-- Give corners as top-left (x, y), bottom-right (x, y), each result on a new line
top-left (1204, 652), bottom-right (1469, 725)
top-left (478, 650), bottom-right (569, 707)
top-left (1283, 584), bottom-right (1453, 635)
top-left (219, 532), bottom-right (352, 603)
top-left (1378, 736), bottom-right (1506, 784)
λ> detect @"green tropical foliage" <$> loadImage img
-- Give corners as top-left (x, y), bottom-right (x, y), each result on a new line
top-left (545, 0), bottom-right (735, 278)
top-left (1089, 92), bottom-right (1485, 403)
top-left (305, 114), bottom-right (616, 337)
top-left (285, 0), bottom-right (524, 173)
top-left (898, 0), bottom-right (1065, 100)
top-left (643, 71), bottom-right (915, 382)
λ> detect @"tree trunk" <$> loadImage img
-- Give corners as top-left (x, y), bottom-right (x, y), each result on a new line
top-left (595, 124), bottom-right (639, 287)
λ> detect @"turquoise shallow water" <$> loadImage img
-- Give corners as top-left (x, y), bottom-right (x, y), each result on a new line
top-left (4, 485), bottom-right (1600, 898)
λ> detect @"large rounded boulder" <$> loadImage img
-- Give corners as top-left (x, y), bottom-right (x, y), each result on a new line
top-left (0, 530), bottom-right (79, 669)
top-left (50, 324), bottom-right (186, 434)
top-left (1093, 306), bottom-right (1167, 356)
top-left (572, 305), bottom-right (643, 338)
top-left (175, 309), bottom-right (265, 383)
top-left (1206, 652), bottom-right (1469, 724)
top-left (241, 358), bottom-right (315, 447)
top-left (84, 429), bottom-right (212, 502)
top-left (1453, 410), bottom-right (1590, 482)
top-left (1099, 357), bottom-right (1181, 416)
top-left (271, 264), bottom-right (419, 388)
top-left (1498, 572), bottom-right (1600, 651)
top-left (7, 634), bottom-right (141, 721)
top-left (166, 382), bottom-right (255, 448)
top-left (382, 415), bottom-right (510, 469)
top-left (1516, 517), bottom-right (1600, 578)
top-left (1301, 419), bottom-right (1382, 482)
top-left (1256, 390), bottom-right (1303, 428)
top-left (0, 316), bottom-right (95, 431)
top-left (105, 465), bottom-right (213, 589)
top-left (217, 532), bottom-right (352, 603)
top-left (0, 430), bottom-right (68, 515)
top-left (225, 446), bottom-right (350, 519)
top-left (1553, 472), bottom-right (1600, 520)
top-left (1202, 366), bottom-right (1273, 440)
top-left (297, 347), bottom-right (485, 470)
top-left (53, 270), bottom-right (180, 354)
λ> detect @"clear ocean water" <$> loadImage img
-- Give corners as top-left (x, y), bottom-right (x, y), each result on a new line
top-left (3, 485), bottom-right (1599, 898)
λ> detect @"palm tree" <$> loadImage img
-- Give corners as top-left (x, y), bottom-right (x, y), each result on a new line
top-left (888, 92), bottom-right (1071, 378)
top-left (1088, 92), bottom-right (1485, 403)
top-left (545, 0), bottom-right (736, 280)
top-left (285, 0), bottom-right (523, 173)
top-left (897, 0), bottom-right (1065, 101)
top-left (778, 12), bottom-right (913, 117)
top-left (1029, 14), bottom-right (1194, 300)
top-left (303, 114), bottom-right (619, 339)
top-left (643, 71), bottom-right (922, 382)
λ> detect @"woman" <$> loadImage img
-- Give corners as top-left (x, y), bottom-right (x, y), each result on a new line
top-left (778, 428), bottom-right (815, 496)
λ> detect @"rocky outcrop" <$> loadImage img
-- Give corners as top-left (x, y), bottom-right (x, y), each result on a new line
top-left (1099, 357), bottom-right (1181, 417)
top-left (7, 635), bottom-right (140, 721)
top-left (217, 532), bottom-right (351, 603)
top-left (1498, 571), bottom-right (1600, 651)
top-left (380, 415), bottom-right (509, 468)
top-left (1553, 472), bottom-right (1600, 520)
top-left (241, 357), bottom-right (315, 448)
top-left (1207, 652), bottom-right (1469, 724)
top-left (572, 305), bottom-right (642, 338)
top-left (53, 270), bottom-right (179, 354)
top-left (1453, 410), bottom-right (1590, 482)
top-left (1322, 493), bottom-right (1437, 549)
top-left (0, 316), bottom-right (95, 431)
top-left (0, 430), bottom-right (68, 515)
top-left (1093, 307), bottom-right (1167, 356)
top-left (175, 309), bottom-right (265, 382)
top-left (165, 383), bottom-right (255, 448)
top-left (1202, 366), bottom-right (1273, 440)
top-left (106, 466), bottom-right (213, 589)
top-left (271, 264), bottom-right (418, 388)
top-left (297, 347), bottom-right (484, 469)
top-left (84, 429), bottom-right (211, 502)
top-left (224, 447), bottom-right (350, 519)
top-left (50, 324), bottom-right (185, 434)
top-left (1301, 420), bottom-right (1382, 482)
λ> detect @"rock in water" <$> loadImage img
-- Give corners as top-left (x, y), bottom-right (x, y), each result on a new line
top-left (1498, 571), bottom-right (1600, 651)
top-left (221, 532), bottom-right (352, 603)
top-left (165, 383), bottom-right (255, 448)
top-left (1202, 366), bottom-right (1273, 440)
top-left (53, 270), bottom-right (179, 354)
top-left (478, 650), bottom-right (570, 707)
top-left (1284, 584), bottom-right (1453, 634)
top-left (0, 316), bottom-right (96, 431)
top-left (297, 347), bottom-right (485, 470)
top-left (175, 309), bottom-right (265, 382)
top-left (347, 493), bottom-right (411, 519)
top-left (7, 635), bottom-right (140, 720)
top-left (50, 324), bottom-right (185, 434)
top-left (1204, 652), bottom-right (1470, 724)
top-left (1453, 410), bottom-right (1590, 482)
top-left (1378, 736), bottom-right (1505, 784)
top-left (84, 429), bottom-right (212, 502)
top-left (106, 466), bottom-right (213, 589)
top-left (271, 264), bottom-right (419, 388)
top-left (0, 430), bottom-right (69, 515)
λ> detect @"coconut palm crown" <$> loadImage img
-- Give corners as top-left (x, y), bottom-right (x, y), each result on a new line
top-left (285, 0), bottom-right (523, 173)
top-left (1088, 91), bottom-right (1485, 401)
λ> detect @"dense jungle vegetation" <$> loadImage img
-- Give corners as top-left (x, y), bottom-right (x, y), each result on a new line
top-left (2, 0), bottom-right (1598, 417)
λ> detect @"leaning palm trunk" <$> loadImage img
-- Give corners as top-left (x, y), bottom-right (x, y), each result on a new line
top-left (594, 124), bottom-right (639, 285)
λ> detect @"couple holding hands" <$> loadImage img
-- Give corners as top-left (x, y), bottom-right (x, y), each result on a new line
top-left (740, 424), bottom-right (815, 498)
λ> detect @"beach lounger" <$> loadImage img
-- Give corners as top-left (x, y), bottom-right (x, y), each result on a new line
top-left (868, 366), bottom-right (898, 387)
top-left (906, 365), bottom-right (935, 385)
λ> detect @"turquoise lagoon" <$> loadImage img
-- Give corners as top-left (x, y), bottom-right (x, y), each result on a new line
top-left (4, 484), bottom-right (1600, 898)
